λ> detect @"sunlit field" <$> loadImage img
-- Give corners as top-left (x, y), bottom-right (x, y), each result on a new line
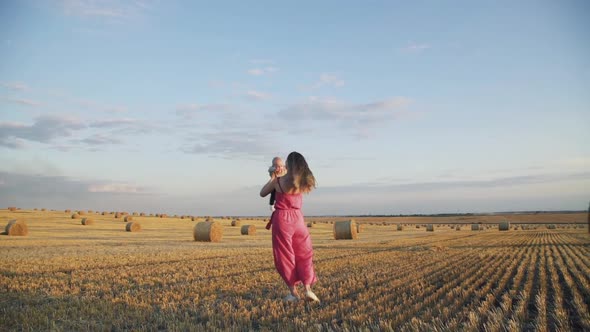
top-left (1, 209), bottom-right (588, 331)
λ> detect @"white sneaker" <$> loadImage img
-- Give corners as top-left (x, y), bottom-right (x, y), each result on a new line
top-left (305, 290), bottom-right (320, 302)
top-left (284, 294), bottom-right (299, 302)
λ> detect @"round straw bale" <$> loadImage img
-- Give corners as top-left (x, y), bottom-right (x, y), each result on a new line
top-left (126, 222), bottom-right (141, 232)
top-left (71, 213), bottom-right (80, 219)
top-left (499, 220), bottom-right (510, 231)
top-left (191, 216), bottom-right (196, 221)
top-left (115, 213), bottom-right (121, 218)
top-left (231, 219), bottom-right (241, 227)
top-left (547, 224), bottom-right (556, 230)
top-left (356, 223), bottom-right (363, 233)
top-left (87, 210), bottom-right (93, 213)
top-left (240, 225), bottom-right (256, 235)
top-left (81, 218), bottom-right (94, 226)
top-left (41, 208), bottom-right (46, 211)
top-left (426, 224), bottom-right (434, 232)
top-left (334, 220), bottom-right (357, 240)
top-left (193, 221), bottom-right (223, 242)
top-left (140, 212), bottom-right (146, 216)
top-left (160, 214), bottom-right (167, 218)
top-left (5, 219), bottom-right (28, 236)
top-left (307, 222), bottom-right (313, 228)
top-left (124, 216), bottom-right (134, 222)
top-left (397, 224), bottom-right (403, 231)
top-left (471, 224), bottom-right (480, 231)
top-left (65, 209), bottom-right (71, 213)
top-left (456, 226), bottom-right (461, 231)
top-left (8, 207), bottom-right (17, 212)
top-left (78, 211), bottom-right (86, 215)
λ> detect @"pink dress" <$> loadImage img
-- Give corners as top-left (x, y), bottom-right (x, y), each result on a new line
top-left (270, 182), bottom-right (317, 287)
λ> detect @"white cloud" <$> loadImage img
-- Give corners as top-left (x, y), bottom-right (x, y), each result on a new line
top-left (183, 127), bottom-right (280, 159)
top-left (60, 0), bottom-right (155, 20)
top-left (276, 96), bottom-right (412, 139)
top-left (175, 103), bottom-right (231, 119)
top-left (250, 59), bottom-right (275, 64)
top-left (280, 96), bottom-right (411, 124)
top-left (1, 96), bottom-right (40, 107)
top-left (79, 134), bottom-right (123, 146)
top-left (401, 42), bottom-right (431, 53)
top-left (247, 67), bottom-right (278, 76)
top-left (0, 82), bottom-right (28, 90)
top-left (0, 115), bottom-right (85, 148)
top-left (88, 183), bottom-right (141, 193)
top-left (313, 74), bottom-right (345, 88)
top-left (244, 90), bottom-right (271, 101)
top-left (89, 118), bottom-right (138, 128)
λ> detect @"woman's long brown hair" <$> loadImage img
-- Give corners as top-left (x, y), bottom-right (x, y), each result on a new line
top-left (286, 151), bottom-right (316, 194)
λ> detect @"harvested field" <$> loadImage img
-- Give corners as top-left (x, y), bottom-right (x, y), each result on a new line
top-left (0, 209), bottom-right (588, 331)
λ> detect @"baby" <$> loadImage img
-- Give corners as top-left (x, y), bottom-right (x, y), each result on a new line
top-left (268, 157), bottom-right (287, 209)
top-left (268, 156), bottom-right (287, 178)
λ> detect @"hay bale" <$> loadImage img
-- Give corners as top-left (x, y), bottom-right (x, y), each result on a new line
top-left (191, 216), bottom-right (196, 221)
top-left (5, 219), bottom-right (28, 236)
top-left (41, 208), bottom-right (46, 211)
top-left (71, 213), bottom-right (80, 219)
top-left (471, 224), bottom-right (480, 231)
top-left (547, 224), bottom-right (556, 230)
top-left (126, 222), bottom-right (141, 232)
top-left (193, 221), bottom-right (223, 242)
top-left (334, 220), bottom-right (357, 240)
top-left (426, 224), bottom-right (434, 232)
top-left (499, 220), bottom-right (510, 231)
top-left (160, 214), bottom-right (167, 218)
top-left (124, 216), bottom-right (134, 222)
top-left (356, 223), bottom-right (363, 233)
top-left (397, 224), bottom-right (403, 231)
top-left (115, 213), bottom-right (121, 218)
top-left (456, 226), bottom-right (461, 231)
top-left (307, 222), bottom-right (313, 228)
top-left (78, 211), bottom-right (86, 215)
top-left (241, 225), bottom-right (256, 235)
top-left (65, 209), bottom-right (71, 213)
top-left (231, 220), bottom-right (241, 227)
top-left (81, 218), bottom-right (94, 226)
top-left (8, 207), bottom-right (17, 212)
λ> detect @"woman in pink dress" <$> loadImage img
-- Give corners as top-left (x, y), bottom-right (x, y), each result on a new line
top-left (260, 151), bottom-right (320, 302)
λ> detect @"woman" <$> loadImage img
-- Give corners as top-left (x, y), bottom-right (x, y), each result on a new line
top-left (260, 151), bottom-right (320, 302)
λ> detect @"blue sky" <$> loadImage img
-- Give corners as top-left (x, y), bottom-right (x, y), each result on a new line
top-left (0, 0), bottom-right (588, 215)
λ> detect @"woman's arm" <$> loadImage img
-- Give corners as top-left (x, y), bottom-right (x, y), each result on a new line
top-left (260, 177), bottom-right (277, 197)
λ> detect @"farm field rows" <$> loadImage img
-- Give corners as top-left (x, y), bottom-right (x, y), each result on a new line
top-left (1, 209), bottom-right (589, 331)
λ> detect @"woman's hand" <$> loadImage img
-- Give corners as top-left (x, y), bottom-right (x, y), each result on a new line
top-left (260, 177), bottom-right (277, 197)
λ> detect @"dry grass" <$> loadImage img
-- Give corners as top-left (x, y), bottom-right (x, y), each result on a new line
top-left (0, 209), bottom-right (588, 331)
